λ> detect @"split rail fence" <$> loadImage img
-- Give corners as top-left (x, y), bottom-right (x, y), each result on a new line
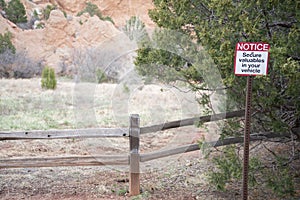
top-left (0, 110), bottom-right (285, 196)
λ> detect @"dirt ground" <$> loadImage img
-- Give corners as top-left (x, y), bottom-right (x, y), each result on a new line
top-left (1, 148), bottom-right (296, 200)
top-left (1, 130), bottom-right (298, 200)
top-left (0, 78), bottom-right (299, 200)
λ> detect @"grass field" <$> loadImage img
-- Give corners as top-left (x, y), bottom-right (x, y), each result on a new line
top-left (0, 78), bottom-right (201, 131)
top-left (1, 78), bottom-right (295, 200)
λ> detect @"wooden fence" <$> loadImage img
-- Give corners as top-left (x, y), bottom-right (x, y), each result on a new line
top-left (1, 109), bottom-right (286, 196)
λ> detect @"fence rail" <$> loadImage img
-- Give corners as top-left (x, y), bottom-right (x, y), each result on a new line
top-left (0, 132), bottom-right (289, 168)
top-left (0, 155), bottom-right (129, 168)
top-left (0, 128), bottom-right (128, 140)
top-left (140, 109), bottom-right (244, 134)
top-left (1, 110), bottom-right (288, 196)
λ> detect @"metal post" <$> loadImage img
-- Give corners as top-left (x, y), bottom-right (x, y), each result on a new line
top-left (242, 76), bottom-right (253, 200)
top-left (129, 114), bottom-right (140, 196)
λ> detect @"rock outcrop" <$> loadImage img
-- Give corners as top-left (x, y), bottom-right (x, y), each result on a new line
top-left (12, 10), bottom-right (122, 72)
top-left (0, 0), bottom-right (154, 73)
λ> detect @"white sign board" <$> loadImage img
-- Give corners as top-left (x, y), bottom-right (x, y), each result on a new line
top-left (234, 42), bottom-right (270, 76)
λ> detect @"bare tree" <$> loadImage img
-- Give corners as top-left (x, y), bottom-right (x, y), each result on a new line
top-left (70, 33), bottom-right (138, 83)
top-left (0, 50), bottom-right (42, 78)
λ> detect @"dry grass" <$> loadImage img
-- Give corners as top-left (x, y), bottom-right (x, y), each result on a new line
top-left (0, 78), bottom-right (297, 200)
top-left (0, 78), bottom-right (202, 158)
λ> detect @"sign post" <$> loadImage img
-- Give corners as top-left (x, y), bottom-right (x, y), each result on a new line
top-left (234, 42), bottom-right (270, 200)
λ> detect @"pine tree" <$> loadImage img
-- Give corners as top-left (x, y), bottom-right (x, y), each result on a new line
top-left (41, 66), bottom-right (57, 90)
top-left (135, 0), bottom-right (300, 136)
top-left (0, 32), bottom-right (16, 54)
top-left (135, 0), bottom-right (300, 196)
top-left (0, 0), bottom-right (6, 10)
top-left (5, 0), bottom-right (27, 24)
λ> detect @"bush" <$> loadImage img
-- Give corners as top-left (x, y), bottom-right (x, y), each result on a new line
top-left (71, 47), bottom-right (119, 83)
top-left (207, 145), bottom-right (263, 191)
top-left (0, 32), bottom-right (42, 78)
top-left (0, 50), bottom-right (42, 78)
top-left (96, 68), bottom-right (108, 83)
top-left (208, 146), bottom-right (242, 191)
top-left (0, 31), bottom-right (16, 54)
top-left (0, 0), bottom-right (6, 10)
top-left (43, 4), bottom-right (56, 20)
top-left (41, 66), bottom-right (57, 90)
top-left (5, 0), bottom-right (27, 24)
top-left (77, 2), bottom-right (114, 24)
top-left (123, 16), bottom-right (148, 42)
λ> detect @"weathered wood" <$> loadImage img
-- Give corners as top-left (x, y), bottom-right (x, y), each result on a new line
top-left (129, 115), bottom-right (140, 152)
top-left (129, 114), bottom-right (140, 196)
top-left (129, 153), bottom-right (140, 196)
top-left (0, 110), bottom-right (245, 140)
top-left (0, 155), bottom-right (129, 168)
top-left (140, 132), bottom-right (291, 162)
top-left (140, 110), bottom-right (245, 134)
top-left (141, 144), bottom-right (200, 162)
top-left (0, 128), bottom-right (128, 140)
top-left (0, 132), bottom-right (291, 169)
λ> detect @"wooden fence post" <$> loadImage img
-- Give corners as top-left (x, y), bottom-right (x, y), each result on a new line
top-left (129, 114), bottom-right (140, 196)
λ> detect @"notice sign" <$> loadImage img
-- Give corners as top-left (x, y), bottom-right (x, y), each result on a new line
top-left (234, 42), bottom-right (270, 76)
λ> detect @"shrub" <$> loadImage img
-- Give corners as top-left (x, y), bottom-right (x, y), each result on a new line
top-left (0, 31), bottom-right (16, 54)
top-left (71, 47), bottom-right (119, 83)
top-left (0, 0), bottom-right (6, 10)
top-left (208, 146), bottom-right (242, 191)
top-left (35, 22), bottom-right (45, 29)
top-left (77, 2), bottom-right (114, 24)
top-left (33, 9), bottom-right (39, 19)
top-left (123, 16), bottom-right (148, 42)
top-left (5, 0), bottom-right (27, 24)
top-left (96, 68), bottom-right (108, 83)
top-left (41, 66), bottom-right (57, 90)
top-left (0, 32), bottom-right (42, 78)
top-left (265, 157), bottom-right (295, 197)
top-left (207, 145), bottom-right (264, 191)
top-left (77, 2), bottom-right (99, 17)
top-left (0, 50), bottom-right (42, 79)
top-left (43, 4), bottom-right (56, 20)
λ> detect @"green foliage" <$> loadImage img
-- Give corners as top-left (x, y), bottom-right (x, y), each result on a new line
top-left (135, 47), bottom-right (184, 83)
top-left (63, 10), bottom-right (67, 18)
top-left (5, 0), bottom-right (27, 24)
top-left (0, 50), bottom-right (42, 79)
top-left (116, 188), bottom-right (128, 196)
top-left (207, 145), bottom-right (296, 196)
top-left (208, 146), bottom-right (242, 191)
top-left (136, 0), bottom-right (300, 135)
top-left (43, 4), bottom-right (56, 20)
top-left (265, 156), bottom-right (295, 197)
top-left (0, 0), bottom-right (6, 9)
top-left (77, 2), bottom-right (99, 17)
top-left (77, 2), bottom-right (114, 24)
top-left (33, 9), bottom-right (39, 19)
top-left (208, 145), bottom-right (262, 191)
top-left (123, 16), bottom-right (149, 42)
top-left (110, 184), bottom-right (128, 196)
top-left (101, 16), bottom-right (114, 24)
top-left (122, 83), bottom-right (130, 93)
top-left (143, 4), bottom-right (300, 197)
top-left (130, 191), bottom-right (150, 200)
top-left (35, 22), bottom-right (45, 29)
top-left (41, 66), bottom-right (57, 90)
top-left (96, 68), bottom-right (108, 83)
top-left (0, 31), bottom-right (16, 54)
